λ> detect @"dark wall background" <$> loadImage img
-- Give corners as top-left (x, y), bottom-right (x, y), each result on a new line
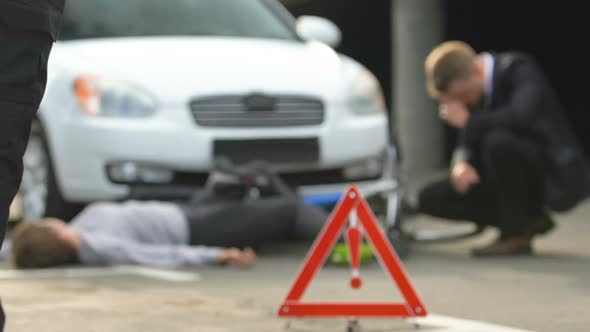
top-left (283, 0), bottom-right (590, 158)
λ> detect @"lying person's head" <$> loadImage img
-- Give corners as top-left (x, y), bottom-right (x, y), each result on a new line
top-left (11, 218), bottom-right (80, 269)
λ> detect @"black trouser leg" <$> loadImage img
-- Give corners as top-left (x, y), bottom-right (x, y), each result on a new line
top-left (0, 24), bottom-right (53, 250)
top-left (0, 23), bottom-right (55, 332)
top-left (0, 102), bottom-right (37, 248)
top-left (481, 130), bottom-right (545, 238)
top-left (183, 197), bottom-right (299, 248)
top-left (182, 196), bottom-right (328, 248)
top-left (418, 178), bottom-right (499, 229)
top-left (292, 202), bottom-right (328, 241)
top-left (417, 130), bottom-right (545, 238)
top-left (0, 299), bottom-right (4, 332)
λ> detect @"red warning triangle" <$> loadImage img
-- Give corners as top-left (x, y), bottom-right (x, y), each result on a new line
top-left (278, 185), bottom-right (428, 318)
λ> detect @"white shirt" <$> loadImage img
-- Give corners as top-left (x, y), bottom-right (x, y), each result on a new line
top-left (482, 52), bottom-right (495, 108)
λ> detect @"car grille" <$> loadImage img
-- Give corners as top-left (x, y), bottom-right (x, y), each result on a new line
top-left (189, 94), bottom-right (325, 127)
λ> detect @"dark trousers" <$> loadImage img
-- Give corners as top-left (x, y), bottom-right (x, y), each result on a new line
top-left (0, 102), bottom-right (36, 331)
top-left (0, 107), bottom-right (38, 329)
top-left (0, 299), bottom-right (3, 331)
top-left (418, 130), bottom-right (546, 238)
top-left (0, 23), bottom-right (54, 332)
top-left (0, 102), bottom-right (37, 243)
top-left (0, 301), bottom-right (6, 331)
top-left (0, 21), bottom-right (53, 246)
top-left (181, 196), bottom-right (327, 248)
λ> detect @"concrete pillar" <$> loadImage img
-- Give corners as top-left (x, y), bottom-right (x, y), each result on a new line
top-left (392, 0), bottom-right (445, 195)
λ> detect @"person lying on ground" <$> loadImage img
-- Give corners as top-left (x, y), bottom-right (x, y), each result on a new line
top-left (10, 162), bottom-right (328, 269)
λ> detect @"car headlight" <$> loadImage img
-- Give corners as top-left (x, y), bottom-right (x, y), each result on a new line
top-left (73, 75), bottom-right (157, 117)
top-left (349, 69), bottom-right (386, 115)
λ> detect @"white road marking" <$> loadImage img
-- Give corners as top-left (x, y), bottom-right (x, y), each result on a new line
top-left (286, 314), bottom-right (534, 331)
top-left (0, 266), bottom-right (199, 282)
top-left (411, 313), bottom-right (534, 332)
top-left (115, 266), bottom-right (199, 282)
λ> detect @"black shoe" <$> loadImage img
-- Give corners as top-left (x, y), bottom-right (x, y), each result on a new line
top-left (472, 237), bottom-right (533, 257)
top-left (527, 212), bottom-right (556, 237)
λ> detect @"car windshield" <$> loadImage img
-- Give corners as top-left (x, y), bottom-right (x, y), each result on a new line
top-left (60, 0), bottom-right (298, 41)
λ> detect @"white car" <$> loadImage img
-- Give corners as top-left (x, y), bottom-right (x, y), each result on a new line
top-left (19, 0), bottom-right (391, 220)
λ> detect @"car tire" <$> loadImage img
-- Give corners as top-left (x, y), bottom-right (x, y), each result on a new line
top-left (20, 120), bottom-right (83, 221)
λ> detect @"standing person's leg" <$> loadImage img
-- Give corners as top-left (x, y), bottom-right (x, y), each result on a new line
top-left (0, 23), bottom-right (55, 331)
top-left (0, 299), bottom-right (3, 331)
top-left (0, 24), bottom-right (54, 247)
top-left (0, 103), bottom-right (35, 332)
top-left (417, 177), bottom-right (499, 229)
top-left (0, 102), bottom-right (38, 244)
top-left (473, 130), bottom-right (547, 256)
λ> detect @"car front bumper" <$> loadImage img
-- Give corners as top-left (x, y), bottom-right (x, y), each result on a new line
top-left (50, 105), bottom-right (389, 203)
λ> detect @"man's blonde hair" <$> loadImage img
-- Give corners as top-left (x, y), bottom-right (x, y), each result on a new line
top-left (11, 222), bottom-right (78, 269)
top-left (425, 41), bottom-right (477, 97)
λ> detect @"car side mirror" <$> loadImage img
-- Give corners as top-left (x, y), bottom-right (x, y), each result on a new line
top-left (296, 16), bottom-right (342, 48)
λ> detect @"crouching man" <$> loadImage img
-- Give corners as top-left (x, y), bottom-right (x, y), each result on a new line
top-left (417, 41), bottom-right (590, 256)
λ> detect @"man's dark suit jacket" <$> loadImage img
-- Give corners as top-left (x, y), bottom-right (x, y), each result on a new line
top-left (0, 0), bottom-right (65, 104)
top-left (459, 52), bottom-right (590, 212)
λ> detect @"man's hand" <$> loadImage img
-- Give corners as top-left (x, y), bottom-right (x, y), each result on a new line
top-left (218, 248), bottom-right (256, 269)
top-left (439, 101), bottom-right (469, 129)
top-left (451, 162), bottom-right (480, 193)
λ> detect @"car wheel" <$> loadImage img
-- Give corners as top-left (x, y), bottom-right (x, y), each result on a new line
top-left (20, 120), bottom-right (82, 221)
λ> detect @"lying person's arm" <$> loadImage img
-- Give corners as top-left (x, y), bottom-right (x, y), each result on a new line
top-left (79, 234), bottom-right (255, 269)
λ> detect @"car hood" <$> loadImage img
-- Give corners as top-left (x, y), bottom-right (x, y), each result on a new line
top-left (51, 37), bottom-right (357, 105)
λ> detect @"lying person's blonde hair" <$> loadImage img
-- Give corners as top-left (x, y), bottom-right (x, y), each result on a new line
top-left (11, 221), bottom-right (78, 269)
